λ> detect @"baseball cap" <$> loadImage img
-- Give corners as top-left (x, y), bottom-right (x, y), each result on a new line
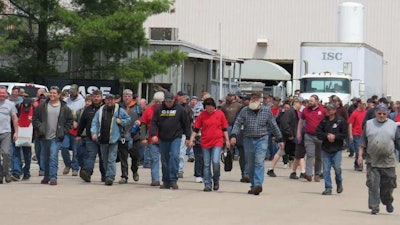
top-left (164, 92), bottom-right (174, 101)
top-left (176, 91), bottom-right (187, 97)
top-left (326, 103), bottom-right (337, 110)
top-left (375, 104), bottom-right (388, 111)
top-left (105, 94), bottom-right (115, 99)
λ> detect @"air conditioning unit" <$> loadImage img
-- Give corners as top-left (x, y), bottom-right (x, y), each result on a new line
top-left (150, 27), bottom-right (179, 41)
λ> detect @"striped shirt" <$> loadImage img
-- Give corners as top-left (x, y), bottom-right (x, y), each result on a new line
top-left (231, 106), bottom-right (282, 140)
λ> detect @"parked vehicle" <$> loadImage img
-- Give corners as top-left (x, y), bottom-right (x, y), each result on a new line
top-left (0, 82), bottom-right (48, 98)
top-left (294, 42), bottom-right (384, 104)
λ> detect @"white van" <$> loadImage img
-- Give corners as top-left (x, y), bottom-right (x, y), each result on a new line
top-left (0, 82), bottom-right (48, 98)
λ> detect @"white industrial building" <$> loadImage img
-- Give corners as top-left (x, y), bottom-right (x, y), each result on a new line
top-left (144, 0), bottom-right (400, 101)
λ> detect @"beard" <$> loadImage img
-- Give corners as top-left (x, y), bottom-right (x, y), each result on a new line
top-left (249, 101), bottom-right (261, 110)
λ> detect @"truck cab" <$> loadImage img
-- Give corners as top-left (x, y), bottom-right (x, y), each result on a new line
top-left (299, 72), bottom-right (351, 104)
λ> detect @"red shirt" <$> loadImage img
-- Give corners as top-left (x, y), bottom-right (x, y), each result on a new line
top-left (141, 104), bottom-right (159, 142)
top-left (301, 105), bottom-right (326, 135)
top-left (18, 105), bottom-right (34, 127)
top-left (194, 109), bottom-right (228, 148)
top-left (348, 109), bottom-right (366, 136)
top-left (271, 106), bottom-right (280, 116)
top-left (395, 114), bottom-right (400, 122)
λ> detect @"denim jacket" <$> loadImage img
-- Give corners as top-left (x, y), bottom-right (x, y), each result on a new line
top-left (91, 104), bottom-right (131, 144)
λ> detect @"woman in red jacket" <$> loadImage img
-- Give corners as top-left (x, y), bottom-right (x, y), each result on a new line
top-left (189, 97), bottom-right (230, 192)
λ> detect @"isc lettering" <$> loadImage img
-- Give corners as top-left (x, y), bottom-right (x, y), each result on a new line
top-left (322, 52), bottom-right (342, 60)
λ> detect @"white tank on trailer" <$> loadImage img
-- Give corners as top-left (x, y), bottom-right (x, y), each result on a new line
top-left (338, 2), bottom-right (364, 42)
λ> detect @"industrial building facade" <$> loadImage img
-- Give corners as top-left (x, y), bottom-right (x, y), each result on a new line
top-left (144, 0), bottom-right (400, 100)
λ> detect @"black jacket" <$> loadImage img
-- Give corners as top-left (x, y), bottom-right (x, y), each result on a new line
top-left (32, 100), bottom-right (73, 142)
top-left (279, 107), bottom-right (299, 141)
top-left (77, 103), bottom-right (102, 138)
top-left (151, 101), bottom-right (191, 141)
top-left (316, 115), bottom-right (348, 153)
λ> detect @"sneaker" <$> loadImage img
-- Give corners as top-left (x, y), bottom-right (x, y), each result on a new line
top-left (213, 182), bottom-right (219, 191)
top-left (195, 177), bottom-right (203, 183)
top-left (203, 187), bottom-right (212, 192)
top-left (10, 174), bottom-right (20, 181)
top-left (49, 179), bottom-right (57, 185)
top-left (4, 175), bottom-right (12, 183)
top-left (386, 204), bottom-right (394, 213)
top-left (248, 188), bottom-right (255, 194)
top-left (160, 183), bottom-right (171, 189)
top-left (41, 178), bottom-right (50, 184)
top-left (105, 178), bottom-right (113, 186)
top-left (253, 185), bottom-right (263, 195)
top-left (133, 173), bottom-right (139, 182)
top-left (371, 208), bottom-right (379, 215)
top-left (187, 157), bottom-right (195, 162)
top-left (63, 166), bottom-right (71, 175)
top-left (283, 164), bottom-right (289, 169)
top-left (240, 175), bottom-right (250, 183)
top-left (289, 172), bottom-right (299, 179)
top-left (118, 177), bottom-right (128, 184)
top-left (170, 182), bottom-right (179, 190)
top-left (337, 184), bottom-right (343, 193)
top-left (150, 181), bottom-right (160, 186)
top-left (303, 173), bottom-right (312, 182)
top-left (72, 170), bottom-right (78, 176)
top-left (322, 188), bottom-right (332, 195)
top-left (267, 169), bottom-right (277, 177)
top-left (38, 171), bottom-right (44, 176)
top-left (178, 173), bottom-right (184, 178)
top-left (80, 170), bottom-right (91, 182)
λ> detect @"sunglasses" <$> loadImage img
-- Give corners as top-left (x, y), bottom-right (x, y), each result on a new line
top-left (377, 112), bottom-right (387, 116)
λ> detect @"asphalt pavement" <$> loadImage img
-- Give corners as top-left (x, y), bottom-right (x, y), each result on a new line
top-left (0, 152), bottom-right (399, 225)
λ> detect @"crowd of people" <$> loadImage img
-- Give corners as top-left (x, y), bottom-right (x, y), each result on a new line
top-left (0, 85), bottom-right (399, 215)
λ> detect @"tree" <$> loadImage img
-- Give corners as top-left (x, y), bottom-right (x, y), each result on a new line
top-left (0, 0), bottom-right (186, 84)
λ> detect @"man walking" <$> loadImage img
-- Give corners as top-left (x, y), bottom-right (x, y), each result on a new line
top-left (118, 89), bottom-right (141, 184)
top-left (316, 103), bottom-right (348, 195)
top-left (230, 91), bottom-right (284, 195)
top-left (151, 92), bottom-right (191, 190)
top-left (32, 86), bottom-right (73, 185)
top-left (91, 94), bottom-right (131, 186)
top-left (296, 95), bottom-right (326, 182)
top-left (0, 86), bottom-right (19, 183)
top-left (358, 104), bottom-right (400, 215)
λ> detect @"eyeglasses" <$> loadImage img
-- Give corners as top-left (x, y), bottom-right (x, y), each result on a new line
top-left (377, 112), bottom-right (387, 116)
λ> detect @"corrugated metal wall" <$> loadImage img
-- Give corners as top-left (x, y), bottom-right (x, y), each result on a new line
top-left (144, 0), bottom-right (400, 100)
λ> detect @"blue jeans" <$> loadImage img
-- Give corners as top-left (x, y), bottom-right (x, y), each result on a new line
top-left (83, 138), bottom-right (105, 179)
top-left (243, 135), bottom-right (269, 188)
top-left (76, 138), bottom-right (87, 168)
top-left (149, 144), bottom-right (160, 182)
top-left (40, 139), bottom-right (62, 180)
top-left (202, 146), bottom-right (222, 189)
top-left (100, 143), bottom-right (118, 180)
top-left (159, 138), bottom-right (181, 184)
top-left (351, 135), bottom-right (361, 167)
top-left (322, 151), bottom-right (342, 189)
top-left (11, 146), bottom-right (32, 177)
top-left (34, 137), bottom-right (44, 172)
top-left (60, 134), bottom-right (79, 171)
top-left (139, 142), bottom-right (151, 166)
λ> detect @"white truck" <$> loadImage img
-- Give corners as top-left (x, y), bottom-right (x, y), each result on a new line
top-left (295, 42), bottom-right (384, 104)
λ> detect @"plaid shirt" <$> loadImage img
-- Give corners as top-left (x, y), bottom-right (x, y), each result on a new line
top-left (231, 105), bottom-right (282, 140)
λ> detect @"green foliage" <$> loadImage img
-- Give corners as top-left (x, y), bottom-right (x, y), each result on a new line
top-left (0, 0), bottom-right (185, 84)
